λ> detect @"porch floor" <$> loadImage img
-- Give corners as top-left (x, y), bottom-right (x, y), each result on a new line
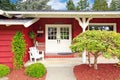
top-left (24, 58), bottom-right (82, 67)
top-left (24, 56), bottom-right (119, 67)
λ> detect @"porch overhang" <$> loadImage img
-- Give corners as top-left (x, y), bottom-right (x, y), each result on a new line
top-left (0, 18), bottom-right (39, 27)
top-left (5, 11), bottom-right (120, 18)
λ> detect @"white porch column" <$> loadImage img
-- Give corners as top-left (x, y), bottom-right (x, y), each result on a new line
top-left (75, 17), bottom-right (92, 32)
top-left (75, 17), bottom-right (92, 63)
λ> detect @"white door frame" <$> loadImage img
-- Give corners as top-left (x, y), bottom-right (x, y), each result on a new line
top-left (45, 24), bottom-right (72, 53)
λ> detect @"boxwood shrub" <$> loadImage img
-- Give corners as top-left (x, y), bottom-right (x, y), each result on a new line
top-left (0, 64), bottom-right (10, 78)
top-left (25, 63), bottom-right (46, 78)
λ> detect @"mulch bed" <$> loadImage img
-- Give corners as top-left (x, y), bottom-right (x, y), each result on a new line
top-left (74, 64), bottom-right (120, 80)
top-left (7, 68), bottom-right (46, 80)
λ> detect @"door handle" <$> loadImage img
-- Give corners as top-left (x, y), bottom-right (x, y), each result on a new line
top-left (59, 40), bottom-right (60, 43)
top-left (57, 39), bottom-right (60, 44)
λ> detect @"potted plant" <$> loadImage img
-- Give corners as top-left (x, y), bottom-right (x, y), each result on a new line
top-left (28, 31), bottom-right (36, 46)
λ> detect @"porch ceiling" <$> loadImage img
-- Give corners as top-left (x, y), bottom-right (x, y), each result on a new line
top-left (6, 11), bottom-right (120, 18)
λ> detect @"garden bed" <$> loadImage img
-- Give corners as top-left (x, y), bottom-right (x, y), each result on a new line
top-left (7, 68), bottom-right (46, 80)
top-left (74, 64), bottom-right (120, 80)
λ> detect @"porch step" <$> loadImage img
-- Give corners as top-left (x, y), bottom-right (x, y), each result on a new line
top-left (42, 58), bottom-right (82, 67)
top-left (45, 53), bottom-right (75, 58)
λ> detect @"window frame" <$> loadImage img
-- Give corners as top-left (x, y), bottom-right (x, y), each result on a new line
top-left (88, 23), bottom-right (116, 32)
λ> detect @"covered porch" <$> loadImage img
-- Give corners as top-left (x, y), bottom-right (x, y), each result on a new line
top-left (1, 10), bottom-right (120, 63)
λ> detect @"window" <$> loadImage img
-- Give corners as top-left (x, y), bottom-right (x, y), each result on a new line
top-left (48, 27), bottom-right (57, 40)
top-left (89, 23), bottom-right (116, 31)
top-left (60, 27), bottom-right (69, 39)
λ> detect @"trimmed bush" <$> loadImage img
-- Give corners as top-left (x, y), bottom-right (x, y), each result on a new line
top-left (25, 63), bottom-right (46, 78)
top-left (0, 64), bottom-right (10, 78)
top-left (12, 31), bottom-right (26, 69)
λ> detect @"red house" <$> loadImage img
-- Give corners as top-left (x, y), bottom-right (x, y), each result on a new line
top-left (0, 10), bottom-right (120, 68)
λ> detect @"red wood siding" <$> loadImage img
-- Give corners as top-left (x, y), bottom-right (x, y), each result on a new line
top-left (1, 18), bottom-right (120, 68)
top-left (0, 25), bottom-right (23, 68)
top-left (30, 18), bottom-right (82, 43)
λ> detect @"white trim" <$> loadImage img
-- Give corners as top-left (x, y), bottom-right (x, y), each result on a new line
top-left (24, 18), bottom-right (39, 28)
top-left (89, 23), bottom-right (116, 31)
top-left (45, 24), bottom-right (72, 53)
top-left (4, 11), bottom-right (120, 18)
top-left (0, 10), bottom-right (4, 15)
top-left (75, 17), bottom-right (92, 32)
top-left (0, 18), bottom-right (39, 28)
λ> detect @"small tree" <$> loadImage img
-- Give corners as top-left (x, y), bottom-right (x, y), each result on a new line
top-left (66, 0), bottom-right (75, 10)
top-left (12, 31), bottom-right (26, 69)
top-left (109, 0), bottom-right (120, 11)
top-left (70, 30), bottom-right (120, 69)
top-left (76, 0), bottom-right (89, 11)
top-left (0, 0), bottom-right (16, 10)
top-left (92, 0), bottom-right (108, 11)
top-left (16, 0), bottom-right (51, 11)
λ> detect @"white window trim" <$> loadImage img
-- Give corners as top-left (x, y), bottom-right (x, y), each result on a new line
top-left (45, 24), bottom-right (72, 40)
top-left (88, 23), bottom-right (116, 32)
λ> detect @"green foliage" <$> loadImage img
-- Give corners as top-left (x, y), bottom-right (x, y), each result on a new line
top-left (25, 63), bottom-right (46, 78)
top-left (0, 0), bottom-right (16, 10)
top-left (70, 30), bottom-right (120, 69)
top-left (110, 0), bottom-right (120, 11)
top-left (70, 30), bottom-right (120, 59)
top-left (0, 64), bottom-right (10, 78)
top-left (66, 0), bottom-right (75, 10)
top-left (12, 31), bottom-right (26, 69)
top-left (76, 0), bottom-right (89, 10)
top-left (16, 0), bottom-right (51, 11)
top-left (110, 0), bottom-right (116, 10)
top-left (92, 0), bottom-right (108, 11)
top-left (28, 31), bottom-right (36, 39)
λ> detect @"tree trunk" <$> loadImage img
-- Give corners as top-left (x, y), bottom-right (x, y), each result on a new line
top-left (94, 54), bottom-right (98, 70)
top-left (88, 52), bottom-right (92, 67)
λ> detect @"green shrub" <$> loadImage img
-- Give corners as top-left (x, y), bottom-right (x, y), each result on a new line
top-left (70, 30), bottom-right (120, 69)
top-left (0, 64), bottom-right (10, 78)
top-left (12, 31), bottom-right (26, 69)
top-left (25, 63), bottom-right (46, 78)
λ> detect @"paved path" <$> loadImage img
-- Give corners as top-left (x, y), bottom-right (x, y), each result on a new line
top-left (43, 58), bottom-right (82, 80)
top-left (46, 66), bottom-right (76, 80)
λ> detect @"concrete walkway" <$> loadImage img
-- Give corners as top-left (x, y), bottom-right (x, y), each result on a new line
top-left (44, 58), bottom-right (82, 80)
top-left (46, 66), bottom-right (76, 80)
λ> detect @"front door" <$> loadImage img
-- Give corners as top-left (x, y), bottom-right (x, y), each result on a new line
top-left (46, 24), bottom-right (72, 53)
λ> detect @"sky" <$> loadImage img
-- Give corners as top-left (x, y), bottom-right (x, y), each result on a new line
top-left (10, 0), bottom-right (112, 10)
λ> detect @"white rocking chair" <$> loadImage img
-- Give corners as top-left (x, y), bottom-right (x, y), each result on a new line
top-left (28, 47), bottom-right (44, 62)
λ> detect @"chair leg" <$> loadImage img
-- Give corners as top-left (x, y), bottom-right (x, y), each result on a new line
top-left (42, 57), bottom-right (44, 61)
top-left (30, 58), bottom-right (32, 62)
top-left (34, 58), bottom-right (37, 63)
